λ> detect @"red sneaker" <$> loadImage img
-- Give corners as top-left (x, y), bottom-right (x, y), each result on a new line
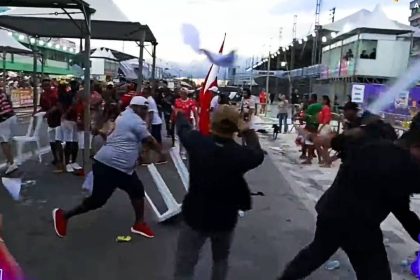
top-left (131, 222), bottom-right (155, 238)
top-left (53, 208), bottom-right (67, 238)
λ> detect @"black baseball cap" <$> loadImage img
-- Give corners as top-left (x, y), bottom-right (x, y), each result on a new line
top-left (341, 102), bottom-right (360, 111)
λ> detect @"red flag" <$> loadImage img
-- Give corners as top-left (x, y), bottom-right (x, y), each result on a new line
top-left (198, 34), bottom-right (226, 135)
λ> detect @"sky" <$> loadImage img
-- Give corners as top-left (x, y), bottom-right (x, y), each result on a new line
top-left (91, 0), bottom-right (414, 77)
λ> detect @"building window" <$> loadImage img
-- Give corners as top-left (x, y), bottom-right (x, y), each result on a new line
top-left (358, 40), bottom-right (377, 60)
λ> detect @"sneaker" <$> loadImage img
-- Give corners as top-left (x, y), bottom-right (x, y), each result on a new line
top-left (5, 163), bottom-right (18, 175)
top-left (131, 222), bottom-right (155, 238)
top-left (71, 162), bottom-right (82, 170)
top-left (66, 164), bottom-right (74, 173)
top-left (52, 208), bottom-right (67, 238)
top-left (180, 153), bottom-right (187, 161)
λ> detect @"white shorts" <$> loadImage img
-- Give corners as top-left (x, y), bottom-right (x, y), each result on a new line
top-left (78, 131), bottom-right (93, 149)
top-left (60, 120), bottom-right (78, 142)
top-left (0, 115), bottom-right (17, 143)
top-left (48, 126), bottom-right (61, 143)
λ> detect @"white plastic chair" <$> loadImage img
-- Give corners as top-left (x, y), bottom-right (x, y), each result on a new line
top-left (13, 111), bottom-right (46, 164)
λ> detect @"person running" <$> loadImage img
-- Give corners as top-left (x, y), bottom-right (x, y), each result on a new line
top-left (277, 117), bottom-right (420, 280)
top-left (53, 96), bottom-right (165, 239)
top-left (40, 79), bottom-right (63, 171)
top-left (0, 90), bottom-right (18, 175)
top-left (173, 105), bottom-right (264, 280)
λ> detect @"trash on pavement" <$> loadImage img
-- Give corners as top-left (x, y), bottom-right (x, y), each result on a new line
top-left (325, 260), bottom-right (340, 271)
top-left (116, 236), bottom-right (132, 243)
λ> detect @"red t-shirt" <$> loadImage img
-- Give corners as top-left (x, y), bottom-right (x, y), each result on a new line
top-left (259, 92), bottom-right (267, 104)
top-left (120, 91), bottom-right (137, 111)
top-left (318, 105), bottom-right (332, 125)
top-left (40, 88), bottom-right (58, 111)
top-left (174, 98), bottom-right (196, 122)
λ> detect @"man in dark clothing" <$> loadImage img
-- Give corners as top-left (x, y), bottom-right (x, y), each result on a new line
top-left (160, 82), bottom-right (175, 137)
top-left (174, 105), bottom-right (264, 280)
top-left (278, 119), bottom-right (420, 280)
top-left (342, 101), bottom-right (362, 130)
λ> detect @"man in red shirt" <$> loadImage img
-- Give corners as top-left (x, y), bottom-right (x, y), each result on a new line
top-left (0, 90), bottom-right (17, 175)
top-left (120, 82), bottom-right (138, 111)
top-left (40, 79), bottom-right (63, 170)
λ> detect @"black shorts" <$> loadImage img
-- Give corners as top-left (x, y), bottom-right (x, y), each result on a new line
top-left (151, 124), bottom-right (162, 144)
top-left (84, 161), bottom-right (145, 208)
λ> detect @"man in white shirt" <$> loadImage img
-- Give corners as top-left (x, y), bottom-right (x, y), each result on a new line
top-left (53, 96), bottom-right (165, 239)
top-left (143, 87), bottom-right (163, 144)
top-left (209, 86), bottom-right (220, 119)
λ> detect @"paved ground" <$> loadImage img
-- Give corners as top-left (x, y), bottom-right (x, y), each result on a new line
top-left (0, 106), bottom-right (417, 279)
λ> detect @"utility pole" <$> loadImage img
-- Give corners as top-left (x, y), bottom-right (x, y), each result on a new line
top-left (291, 15), bottom-right (297, 70)
top-left (310, 0), bottom-right (322, 92)
top-left (266, 52), bottom-right (271, 94)
top-left (249, 56), bottom-right (254, 90)
top-left (330, 7), bottom-right (336, 23)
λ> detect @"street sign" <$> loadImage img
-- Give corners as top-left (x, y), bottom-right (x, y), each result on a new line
top-left (351, 84), bottom-right (365, 103)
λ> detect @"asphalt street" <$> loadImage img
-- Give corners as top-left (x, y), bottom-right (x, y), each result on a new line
top-left (0, 148), bottom-right (357, 280)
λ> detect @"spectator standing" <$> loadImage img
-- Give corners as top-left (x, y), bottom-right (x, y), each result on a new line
top-left (173, 105), bottom-right (264, 280)
top-left (57, 81), bottom-right (80, 173)
top-left (173, 88), bottom-right (199, 160)
top-left (259, 89), bottom-right (268, 115)
top-left (161, 85), bottom-right (175, 138)
top-left (277, 95), bottom-right (289, 134)
top-left (0, 90), bottom-right (18, 175)
top-left (291, 89), bottom-right (301, 116)
top-left (40, 79), bottom-right (63, 171)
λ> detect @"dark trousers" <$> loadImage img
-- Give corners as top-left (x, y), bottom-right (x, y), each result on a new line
top-left (279, 219), bottom-right (391, 280)
top-left (278, 113), bottom-right (288, 133)
top-left (163, 110), bottom-right (172, 136)
top-left (151, 124), bottom-right (162, 144)
top-left (174, 224), bottom-right (234, 280)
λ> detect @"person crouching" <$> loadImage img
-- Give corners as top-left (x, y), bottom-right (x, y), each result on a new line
top-left (173, 105), bottom-right (265, 280)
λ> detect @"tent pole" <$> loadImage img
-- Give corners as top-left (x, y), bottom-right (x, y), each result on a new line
top-left (32, 51), bottom-right (38, 114)
top-left (151, 43), bottom-right (157, 82)
top-left (137, 30), bottom-right (146, 92)
top-left (151, 42), bottom-right (157, 95)
top-left (83, 11), bottom-right (92, 170)
top-left (2, 49), bottom-right (6, 94)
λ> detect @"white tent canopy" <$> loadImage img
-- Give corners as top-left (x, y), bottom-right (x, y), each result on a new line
top-left (324, 5), bottom-right (414, 36)
top-left (0, 29), bottom-right (31, 53)
top-left (91, 48), bottom-right (117, 60)
top-left (3, 0), bottom-right (128, 22)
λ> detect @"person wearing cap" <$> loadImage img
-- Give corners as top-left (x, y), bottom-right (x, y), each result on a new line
top-left (342, 101), bottom-right (362, 131)
top-left (53, 96), bottom-right (165, 239)
top-left (278, 115), bottom-right (420, 280)
top-left (173, 105), bottom-right (264, 280)
top-left (209, 86), bottom-right (220, 118)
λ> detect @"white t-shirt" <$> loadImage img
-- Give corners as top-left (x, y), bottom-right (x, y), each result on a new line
top-left (147, 96), bottom-right (163, 125)
top-left (94, 108), bottom-right (151, 174)
top-left (210, 95), bottom-right (220, 111)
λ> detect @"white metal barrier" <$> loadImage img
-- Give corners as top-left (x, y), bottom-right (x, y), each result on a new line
top-left (146, 163), bottom-right (182, 222)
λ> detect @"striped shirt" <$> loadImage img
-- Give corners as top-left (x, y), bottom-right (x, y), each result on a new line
top-left (0, 92), bottom-right (14, 122)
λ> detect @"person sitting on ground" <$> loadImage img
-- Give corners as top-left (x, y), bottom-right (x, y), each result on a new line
top-left (173, 105), bottom-right (264, 280)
